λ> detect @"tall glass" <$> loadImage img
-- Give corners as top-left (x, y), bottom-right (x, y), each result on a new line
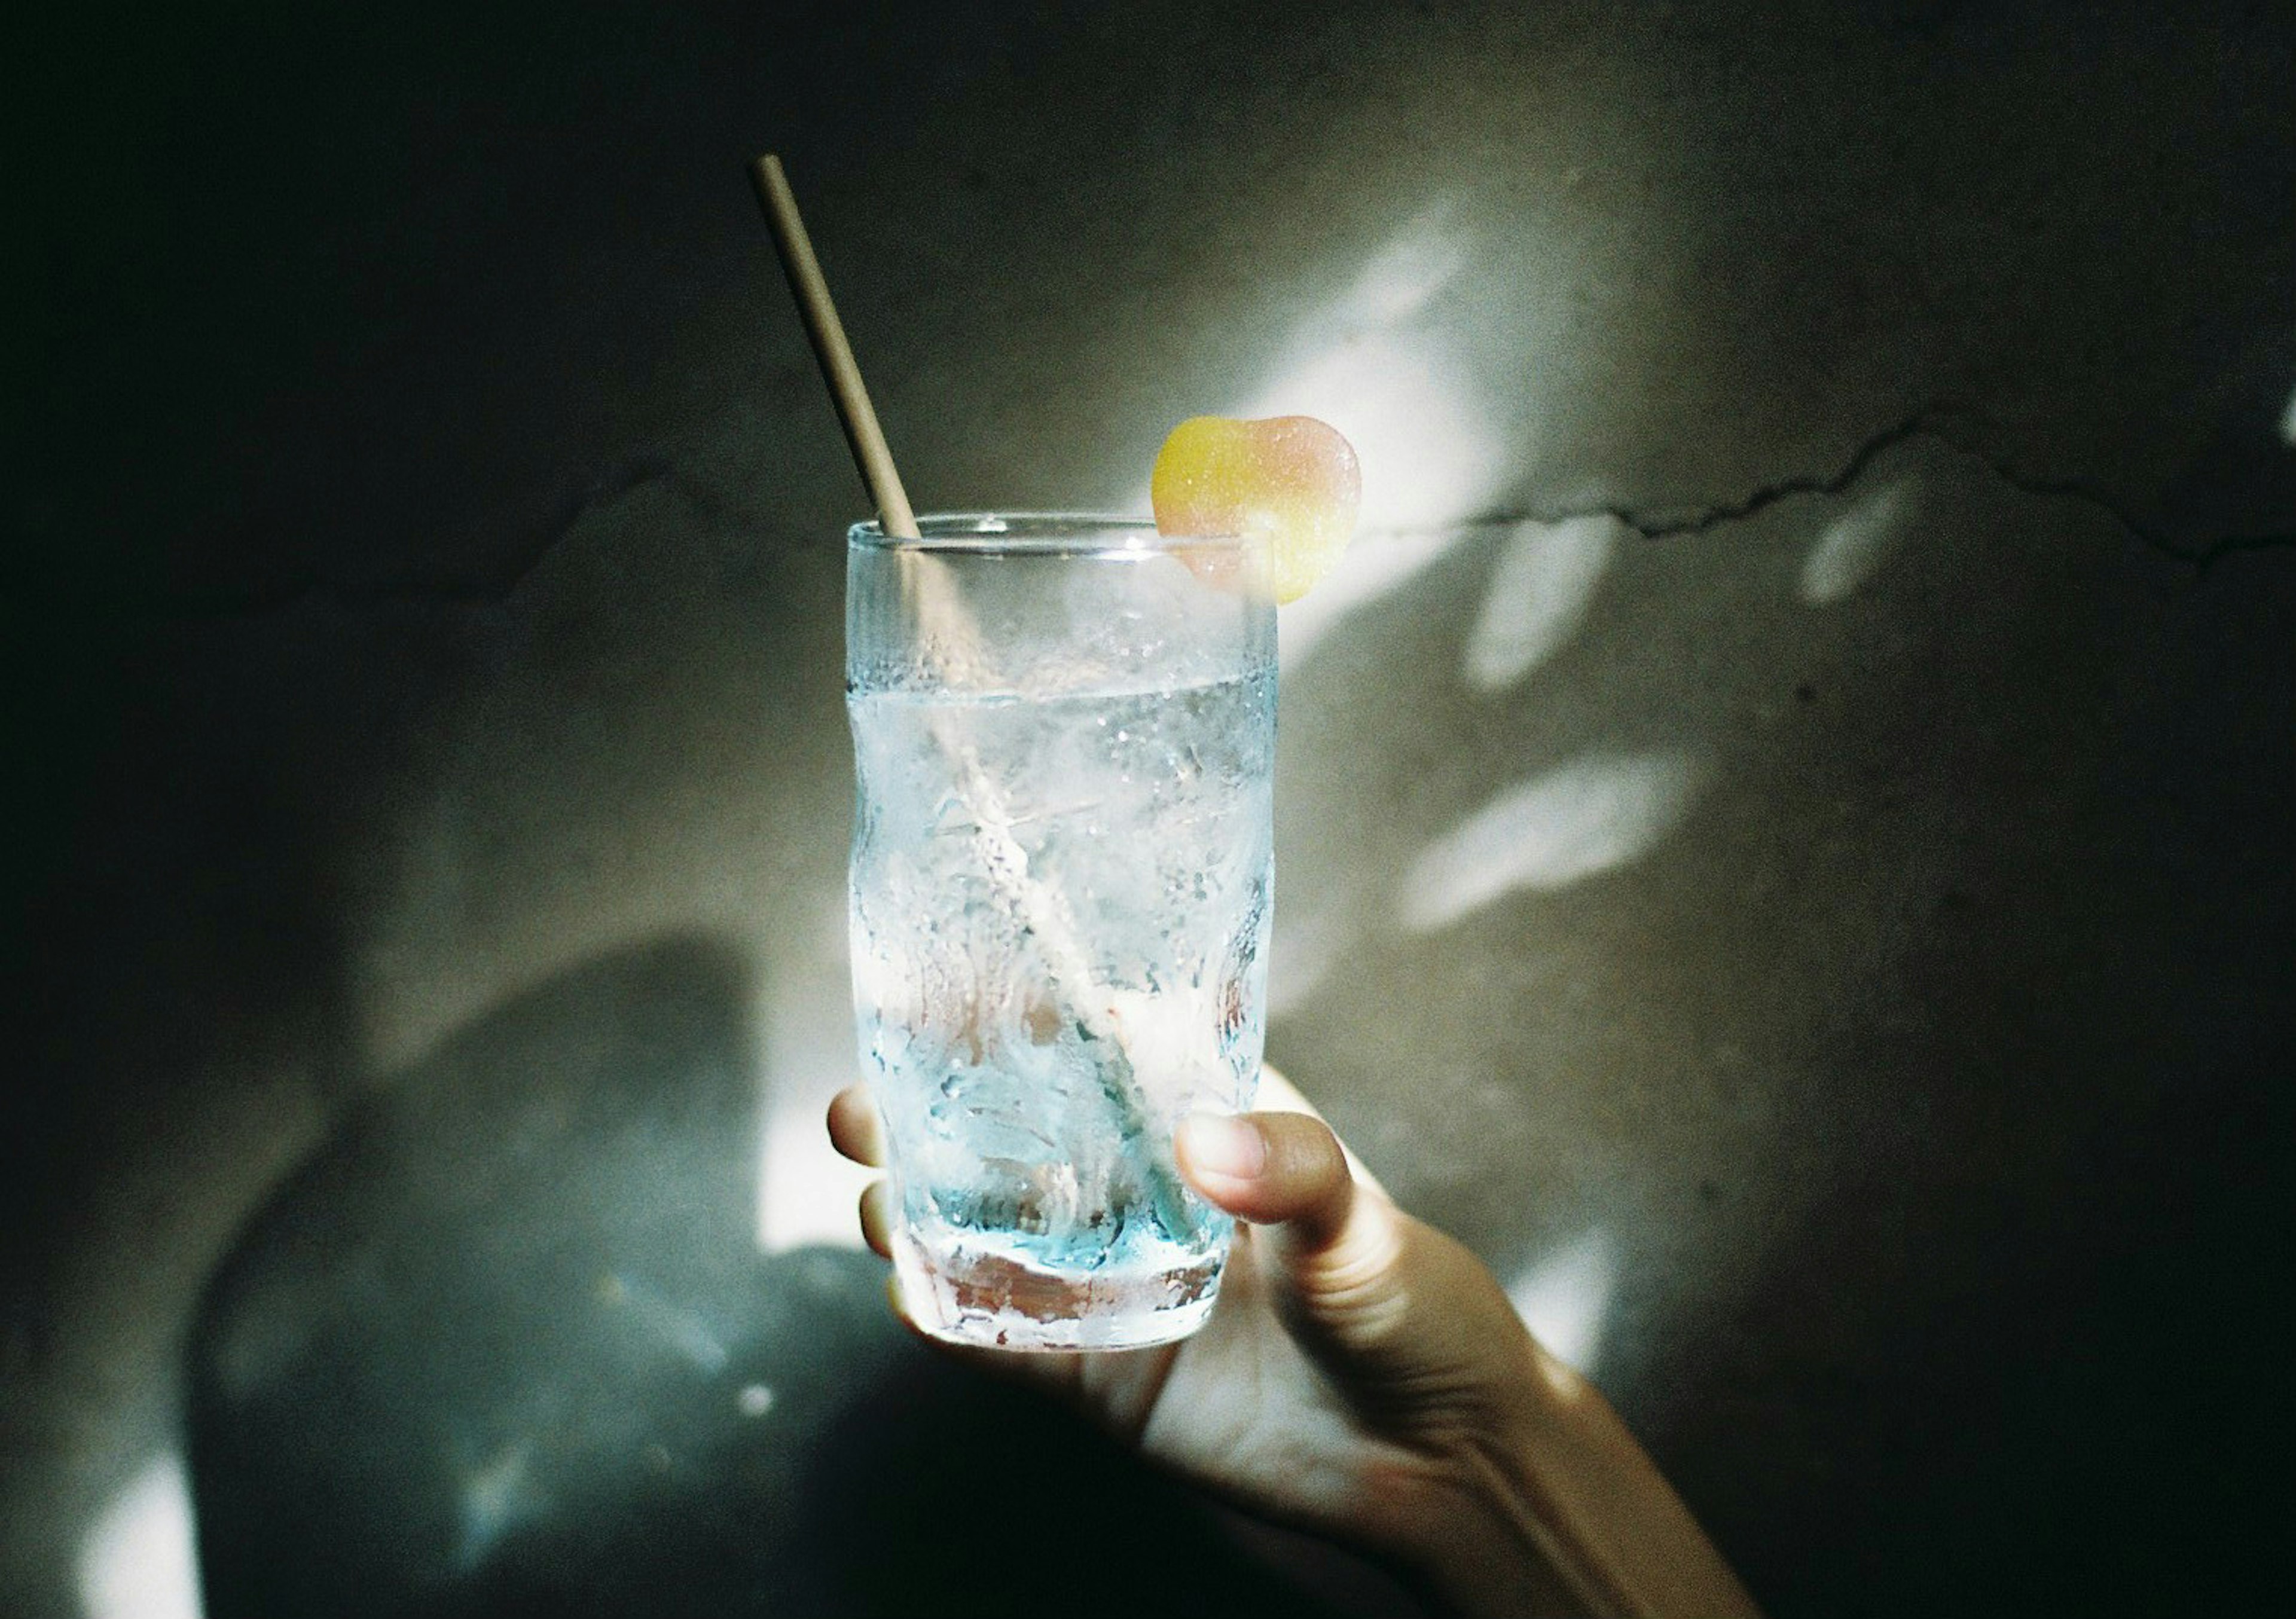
top-left (845, 514), bottom-right (1275, 1350)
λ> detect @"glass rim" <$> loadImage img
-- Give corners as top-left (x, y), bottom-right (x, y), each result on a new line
top-left (847, 511), bottom-right (1247, 555)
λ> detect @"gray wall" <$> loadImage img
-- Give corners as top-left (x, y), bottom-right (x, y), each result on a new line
top-left (8, 2), bottom-right (2292, 1615)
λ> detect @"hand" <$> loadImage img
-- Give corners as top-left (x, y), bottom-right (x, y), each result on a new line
top-left (828, 1067), bottom-right (1758, 1618)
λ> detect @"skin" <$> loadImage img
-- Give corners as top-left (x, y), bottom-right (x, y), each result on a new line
top-left (828, 1067), bottom-right (1762, 1618)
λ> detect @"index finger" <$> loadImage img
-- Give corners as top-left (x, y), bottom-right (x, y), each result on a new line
top-left (828, 1084), bottom-right (887, 1168)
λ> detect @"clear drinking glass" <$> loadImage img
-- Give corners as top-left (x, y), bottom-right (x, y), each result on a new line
top-left (845, 514), bottom-right (1276, 1350)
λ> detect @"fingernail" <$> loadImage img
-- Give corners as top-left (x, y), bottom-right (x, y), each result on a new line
top-left (1179, 1113), bottom-right (1265, 1180)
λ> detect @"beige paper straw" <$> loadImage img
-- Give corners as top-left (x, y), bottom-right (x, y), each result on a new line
top-left (750, 153), bottom-right (918, 539)
top-left (746, 150), bottom-right (1193, 1238)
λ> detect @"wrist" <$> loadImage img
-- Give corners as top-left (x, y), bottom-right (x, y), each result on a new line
top-left (1390, 1339), bottom-right (1760, 1619)
top-left (1374, 1354), bottom-right (1599, 1617)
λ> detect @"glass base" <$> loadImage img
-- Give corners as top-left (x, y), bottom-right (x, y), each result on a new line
top-left (893, 1233), bottom-right (1226, 1352)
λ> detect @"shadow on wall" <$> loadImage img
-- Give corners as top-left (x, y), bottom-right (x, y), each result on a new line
top-left (181, 934), bottom-right (1355, 1619)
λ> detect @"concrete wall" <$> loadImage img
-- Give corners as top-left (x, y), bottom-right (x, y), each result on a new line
top-left (8, 3), bottom-right (2292, 1614)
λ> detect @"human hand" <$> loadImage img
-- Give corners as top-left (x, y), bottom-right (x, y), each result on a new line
top-left (828, 1067), bottom-right (1758, 1618)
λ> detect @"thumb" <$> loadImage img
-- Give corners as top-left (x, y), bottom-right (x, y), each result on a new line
top-left (1176, 1110), bottom-right (1406, 1315)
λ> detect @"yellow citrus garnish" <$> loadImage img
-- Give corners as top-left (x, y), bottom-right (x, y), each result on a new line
top-left (1150, 415), bottom-right (1361, 604)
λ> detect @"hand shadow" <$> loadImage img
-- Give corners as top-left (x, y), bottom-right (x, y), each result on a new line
top-left (185, 932), bottom-right (1367, 1618)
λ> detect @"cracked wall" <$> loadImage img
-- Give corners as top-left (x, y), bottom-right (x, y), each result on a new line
top-left (7, 3), bottom-right (2294, 1616)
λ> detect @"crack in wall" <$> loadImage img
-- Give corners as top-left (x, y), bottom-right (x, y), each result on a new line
top-left (10, 412), bottom-right (2293, 621)
top-left (1457, 407), bottom-right (2296, 574)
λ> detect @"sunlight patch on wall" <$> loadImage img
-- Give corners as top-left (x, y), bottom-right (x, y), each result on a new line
top-left (1332, 206), bottom-right (1469, 326)
top-left (1136, 210), bottom-right (1503, 676)
top-left (453, 1437), bottom-right (547, 1572)
top-left (1799, 481), bottom-right (1912, 605)
top-left (1399, 751), bottom-right (1706, 931)
top-left (77, 1453), bottom-right (203, 1619)
top-left (599, 1270), bottom-right (731, 1373)
top-left (1506, 1229), bottom-right (1618, 1376)
top-left (1131, 211), bottom-right (1493, 532)
top-left (1463, 515), bottom-right (1617, 690)
top-left (756, 894), bottom-right (873, 1254)
top-left (1240, 334), bottom-right (1497, 537)
top-left (1238, 207), bottom-right (1489, 534)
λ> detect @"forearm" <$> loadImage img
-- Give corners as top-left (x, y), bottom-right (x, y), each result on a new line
top-left (1395, 1342), bottom-right (1761, 1619)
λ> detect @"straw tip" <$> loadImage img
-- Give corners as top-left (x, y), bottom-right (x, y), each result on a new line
top-left (749, 155), bottom-right (796, 217)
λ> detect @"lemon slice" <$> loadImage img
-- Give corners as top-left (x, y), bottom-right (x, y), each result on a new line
top-left (1150, 415), bottom-right (1361, 604)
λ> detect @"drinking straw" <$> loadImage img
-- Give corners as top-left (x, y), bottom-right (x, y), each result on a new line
top-left (749, 154), bottom-right (918, 540)
top-left (749, 154), bottom-right (1196, 1242)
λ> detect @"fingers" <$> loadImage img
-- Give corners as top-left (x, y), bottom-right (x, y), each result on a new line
top-left (835, 1070), bottom-right (1381, 1192)
top-left (828, 1085), bottom-right (886, 1168)
top-left (829, 1087), bottom-right (893, 1258)
top-left (841, 1072), bottom-right (1405, 1324)
top-left (858, 1178), bottom-right (893, 1258)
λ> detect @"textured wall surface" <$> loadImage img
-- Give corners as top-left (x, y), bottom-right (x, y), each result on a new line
top-left (7, 3), bottom-right (2293, 1615)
